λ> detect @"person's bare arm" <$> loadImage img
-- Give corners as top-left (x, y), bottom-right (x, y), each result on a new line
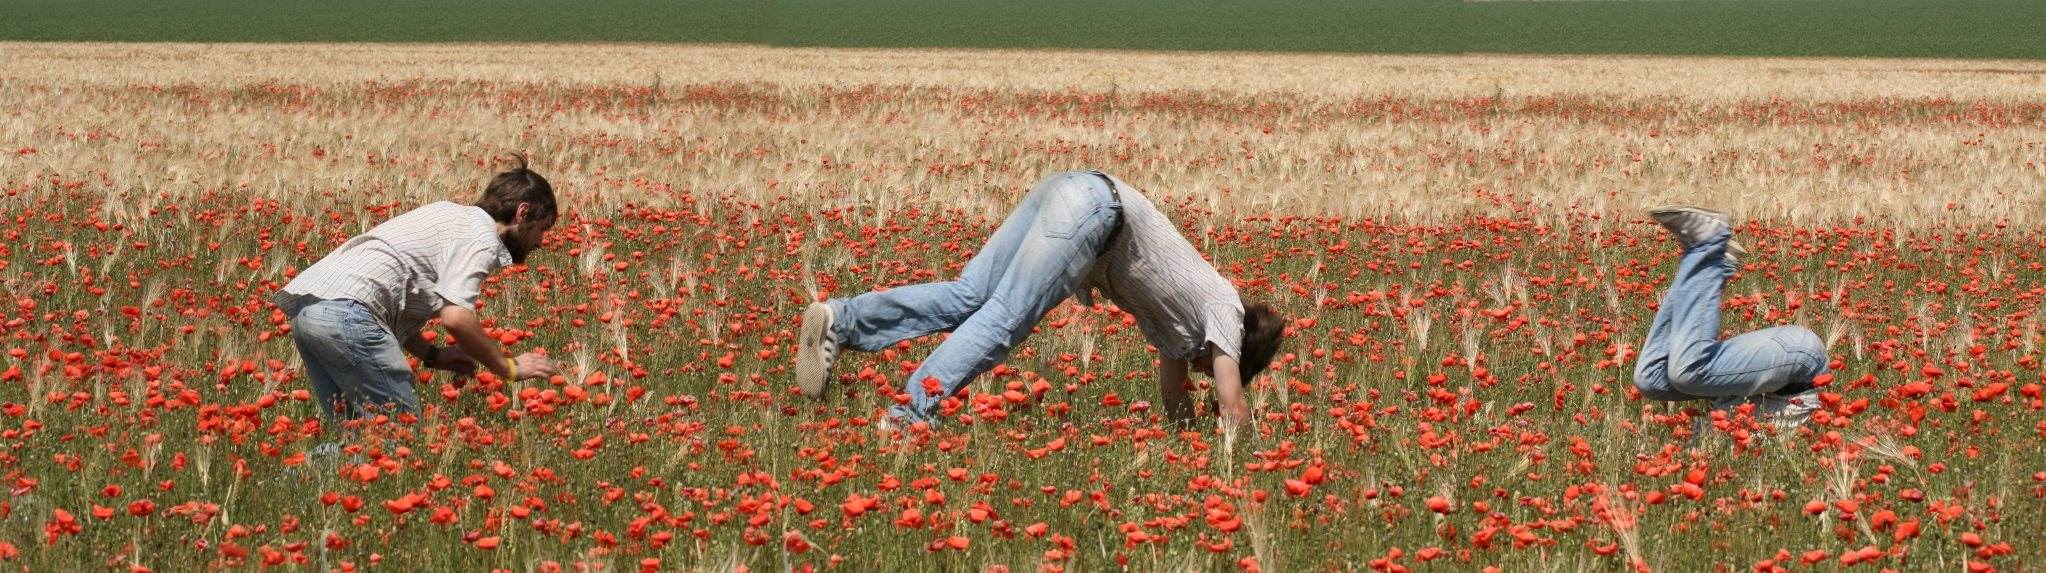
top-left (1210, 351), bottom-right (1250, 427)
top-left (401, 332), bottom-right (475, 374)
top-left (438, 304), bottom-right (556, 381)
top-left (1158, 357), bottom-right (1195, 425)
top-left (401, 333), bottom-right (436, 361)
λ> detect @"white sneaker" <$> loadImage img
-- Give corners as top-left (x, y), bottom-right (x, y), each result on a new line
top-left (1693, 390), bottom-right (1819, 436)
top-left (1752, 389), bottom-right (1821, 430)
top-left (795, 302), bottom-right (840, 398)
top-left (1650, 206), bottom-right (1746, 268)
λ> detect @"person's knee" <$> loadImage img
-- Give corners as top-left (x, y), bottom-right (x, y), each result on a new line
top-left (1666, 368), bottom-right (1711, 396)
top-left (955, 298), bottom-right (1041, 356)
top-left (1767, 326), bottom-right (1829, 371)
top-left (1630, 372), bottom-right (1663, 398)
top-left (1638, 386), bottom-right (1692, 402)
top-left (1771, 326), bottom-right (1824, 353)
top-left (1634, 368), bottom-right (1688, 401)
top-left (1630, 365), bottom-right (1655, 392)
top-left (952, 281), bottom-right (988, 311)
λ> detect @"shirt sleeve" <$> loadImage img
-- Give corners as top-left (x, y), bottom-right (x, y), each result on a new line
top-left (434, 235), bottom-right (506, 311)
top-left (1202, 301), bottom-right (1245, 360)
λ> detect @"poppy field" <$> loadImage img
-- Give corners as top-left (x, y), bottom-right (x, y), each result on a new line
top-left (0, 44), bottom-right (2042, 571)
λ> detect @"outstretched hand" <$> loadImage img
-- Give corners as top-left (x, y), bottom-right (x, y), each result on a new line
top-left (513, 352), bottom-right (560, 381)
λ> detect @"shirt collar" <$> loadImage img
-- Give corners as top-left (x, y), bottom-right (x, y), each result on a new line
top-left (467, 204), bottom-right (516, 267)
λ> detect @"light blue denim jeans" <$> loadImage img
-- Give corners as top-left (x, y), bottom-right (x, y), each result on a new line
top-left (1634, 229), bottom-right (1828, 401)
top-left (830, 172), bottom-right (1121, 423)
top-left (284, 297), bottom-right (420, 423)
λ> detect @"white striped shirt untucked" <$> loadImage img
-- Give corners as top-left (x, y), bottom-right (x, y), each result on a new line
top-left (275, 201), bottom-right (512, 337)
top-left (1081, 172), bottom-right (1245, 361)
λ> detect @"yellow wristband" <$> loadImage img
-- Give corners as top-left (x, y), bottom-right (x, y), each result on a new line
top-left (507, 360), bottom-right (518, 382)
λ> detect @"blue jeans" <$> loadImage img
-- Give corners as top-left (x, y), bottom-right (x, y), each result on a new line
top-left (1634, 230), bottom-right (1828, 401)
top-left (285, 298), bottom-right (420, 424)
top-left (830, 172), bottom-right (1121, 422)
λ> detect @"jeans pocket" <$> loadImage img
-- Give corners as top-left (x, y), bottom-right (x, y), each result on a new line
top-left (357, 323), bottom-right (393, 347)
top-left (341, 305), bottom-right (393, 345)
top-left (1040, 202), bottom-right (1082, 240)
top-left (1763, 328), bottom-right (1827, 375)
top-left (1763, 327), bottom-right (1819, 353)
top-left (1041, 174), bottom-right (1115, 240)
top-left (1052, 210), bottom-right (1119, 243)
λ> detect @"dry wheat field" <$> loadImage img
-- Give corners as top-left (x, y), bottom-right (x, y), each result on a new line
top-left (0, 43), bottom-right (2043, 572)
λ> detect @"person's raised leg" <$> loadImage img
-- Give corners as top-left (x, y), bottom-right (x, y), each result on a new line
top-left (1661, 226), bottom-right (1739, 395)
top-left (1635, 263), bottom-right (1701, 402)
top-left (798, 177), bottom-right (1059, 397)
top-left (828, 184), bottom-right (1051, 351)
top-left (1658, 222), bottom-right (1822, 400)
top-left (1637, 206), bottom-right (1738, 401)
top-left (891, 175), bottom-right (1119, 423)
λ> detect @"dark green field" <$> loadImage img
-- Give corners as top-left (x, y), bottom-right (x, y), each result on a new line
top-left (2, 0), bottom-right (2042, 59)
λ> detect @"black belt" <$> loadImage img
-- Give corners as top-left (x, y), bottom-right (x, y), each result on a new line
top-left (1088, 170), bottom-right (1125, 256)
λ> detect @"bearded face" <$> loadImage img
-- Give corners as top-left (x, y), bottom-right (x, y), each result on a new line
top-left (500, 211), bottom-right (554, 264)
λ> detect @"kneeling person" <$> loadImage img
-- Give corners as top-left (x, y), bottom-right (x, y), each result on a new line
top-left (275, 157), bottom-right (563, 426)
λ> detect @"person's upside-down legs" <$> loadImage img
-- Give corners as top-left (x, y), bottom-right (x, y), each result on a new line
top-left (1633, 206), bottom-right (1826, 430)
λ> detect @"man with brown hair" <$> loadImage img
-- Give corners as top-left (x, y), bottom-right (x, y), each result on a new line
top-left (275, 156), bottom-right (562, 427)
top-left (795, 170), bottom-right (1285, 430)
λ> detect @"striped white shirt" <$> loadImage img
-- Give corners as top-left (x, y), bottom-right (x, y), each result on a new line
top-left (275, 201), bottom-right (512, 336)
top-left (1080, 172), bottom-right (1245, 361)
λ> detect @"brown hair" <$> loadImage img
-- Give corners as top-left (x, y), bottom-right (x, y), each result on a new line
top-left (1239, 299), bottom-right (1284, 384)
top-left (476, 154), bottom-right (556, 224)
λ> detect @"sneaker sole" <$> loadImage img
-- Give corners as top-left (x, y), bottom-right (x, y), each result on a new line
top-left (796, 302), bottom-right (834, 398)
top-left (1651, 206), bottom-right (1740, 259)
top-left (1765, 414), bottom-right (1811, 432)
top-left (1760, 393), bottom-right (1819, 431)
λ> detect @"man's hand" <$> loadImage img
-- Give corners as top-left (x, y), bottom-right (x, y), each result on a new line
top-left (513, 352), bottom-right (560, 382)
top-left (438, 304), bottom-right (523, 381)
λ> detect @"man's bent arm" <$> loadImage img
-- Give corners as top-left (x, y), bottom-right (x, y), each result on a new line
top-left (1211, 353), bottom-right (1250, 427)
top-left (402, 332), bottom-right (436, 360)
top-left (438, 304), bottom-right (512, 379)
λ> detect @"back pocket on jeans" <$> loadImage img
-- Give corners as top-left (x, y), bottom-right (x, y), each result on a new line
top-left (1039, 191), bottom-right (1086, 239)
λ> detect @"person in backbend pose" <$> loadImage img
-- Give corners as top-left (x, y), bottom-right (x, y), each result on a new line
top-left (794, 170), bottom-right (1285, 430)
top-left (1633, 206), bottom-right (1825, 430)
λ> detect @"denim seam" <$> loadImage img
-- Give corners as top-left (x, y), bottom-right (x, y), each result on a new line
top-left (861, 310), bottom-right (977, 351)
top-left (1672, 362), bottom-right (1792, 380)
top-left (1043, 206), bottom-right (1106, 240)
